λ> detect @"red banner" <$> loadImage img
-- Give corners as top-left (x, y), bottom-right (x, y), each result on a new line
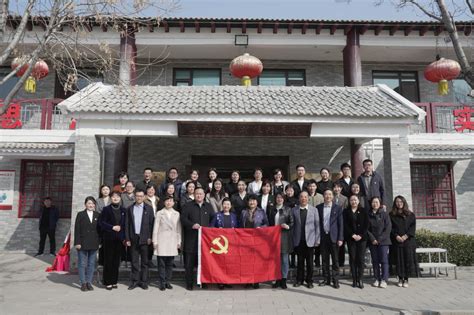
top-left (198, 226), bottom-right (281, 284)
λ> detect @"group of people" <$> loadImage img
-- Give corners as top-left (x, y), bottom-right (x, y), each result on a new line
top-left (71, 159), bottom-right (417, 292)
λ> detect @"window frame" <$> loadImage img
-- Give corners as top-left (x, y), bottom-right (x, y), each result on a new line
top-left (257, 69), bottom-right (306, 86)
top-left (410, 161), bottom-right (457, 219)
top-left (172, 68), bottom-right (222, 86)
top-left (18, 160), bottom-right (74, 219)
top-left (372, 70), bottom-right (420, 102)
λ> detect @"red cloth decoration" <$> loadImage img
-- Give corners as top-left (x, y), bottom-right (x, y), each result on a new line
top-left (198, 226), bottom-right (281, 284)
top-left (46, 232), bottom-right (71, 272)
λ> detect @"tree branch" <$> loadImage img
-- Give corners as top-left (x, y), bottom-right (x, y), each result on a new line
top-left (466, 0), bottom-right (474, 14)
top-left (402, 0), bottom-right (443, 21)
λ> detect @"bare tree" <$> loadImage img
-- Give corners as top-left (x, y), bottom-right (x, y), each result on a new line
top-left (380, 0), bottom-right (473, 90)
top-left (0, 0), bottom-right (178, 115)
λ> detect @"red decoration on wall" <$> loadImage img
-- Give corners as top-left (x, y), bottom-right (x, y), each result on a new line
top-left (229, 53), bottom-right (263, 86)
top-left (453, 106), bottom-right (473, 132)
top-left (0, 103), bottom-right (22, 129)
top-left (32, 60), bottom-right (49, 80)
top-left (424, 57), bottom-right (461, 95)
top-left (11, 57), bottom-right (28, 77)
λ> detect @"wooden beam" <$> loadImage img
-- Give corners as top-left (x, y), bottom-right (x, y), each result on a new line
top-left (404, 25), bottom-right (414, 36)
top-left (179, 21), bottom-right (185, 33)
top-left (330, 24), bottom-right (338, 35)
top-left (316, 23), bottom-right (324, 34)
top-left (257, 21), bottom-right (263, 34)
top-left (287, 22), bottom-right (293, 34)
top-left (344, 24), bottom-right (353, 35)
top-left (242, 21), bottom-right (247, 34)
top-left (389, 24), bottom-right (399, 36)
top-left (226, 21), bottom-right (231, 33)
top-left (301, 22), bottom-right (308, 35)
top-left (419, 26), bottom-right (429, 36)
top-left (374, 24), bottom-right (384, 36)
top-left (210, 21), bottom-right (216, 33)
top-left (359, 24), bottom-right (369, 35)
top-left (194, 21), bottom-right (200, 33)
top-left (273, 22), bottom-right (279, 34)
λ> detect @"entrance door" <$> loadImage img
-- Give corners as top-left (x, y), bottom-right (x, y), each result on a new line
top-left (189, 155), bottom-right (289, 184)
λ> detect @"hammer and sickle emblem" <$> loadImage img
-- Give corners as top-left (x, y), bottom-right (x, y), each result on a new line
top-left (210, 235), bottom-right (229, 254)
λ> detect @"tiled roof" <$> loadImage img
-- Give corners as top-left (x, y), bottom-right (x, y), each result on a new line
top-left (58, 83), bottom-right (421, 119)
top-left (410, 144), bottom-right (474, 159)
top-left (0, 143), bottom-right (74, 155)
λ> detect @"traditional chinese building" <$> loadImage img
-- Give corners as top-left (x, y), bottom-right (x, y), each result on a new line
top-left (0, 17), bottom-right (472, 257)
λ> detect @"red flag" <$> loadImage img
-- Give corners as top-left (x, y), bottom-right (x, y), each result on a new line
top-left (46, 232), bottom-right (71, 272)
top-left (198, 226), bottom-right (281, 284)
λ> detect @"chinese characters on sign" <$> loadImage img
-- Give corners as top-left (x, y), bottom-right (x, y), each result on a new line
top-left (453, 106), bottom-right (473, 133)
top-left (0, 103), bottom-right (22, 129)
top-left (0, 170), bottom-right (15, 210)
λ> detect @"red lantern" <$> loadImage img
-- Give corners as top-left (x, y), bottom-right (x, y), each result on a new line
top-left (424, 57), bottom-right (461, 95)
top-left (32, 60), bottom-right (49, 80)
top-left (11, 57), bottom-right (29, 77)
top-left (229, 53), bottom-right (263, 86)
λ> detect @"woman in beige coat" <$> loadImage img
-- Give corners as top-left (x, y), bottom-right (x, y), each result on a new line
top-left (152, 196), bottom-right (182, 291)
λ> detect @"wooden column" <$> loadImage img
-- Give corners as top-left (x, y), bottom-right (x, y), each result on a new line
top-left (119, 27), bottom-right (137, 85)
top-left (344, 28), bottom-right (364, 176)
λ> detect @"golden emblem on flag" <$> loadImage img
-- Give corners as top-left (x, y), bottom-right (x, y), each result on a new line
top-left (210, 235), bottom-right (229, 254)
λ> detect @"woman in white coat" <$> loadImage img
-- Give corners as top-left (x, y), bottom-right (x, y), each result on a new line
top-left (152, 196), bottom-right (182, 291)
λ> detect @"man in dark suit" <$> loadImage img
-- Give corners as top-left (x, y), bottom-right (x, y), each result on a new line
top-left (35, 197), bottom-right (59, 256)
top-left (180, 187), bottom-right (213, 290)
top-left (125, 189), bottom-right (155, 290)
top-left (135, 167), bottom-right (158, 194)
top-left (290, 164), bottom-right (310, 198)
top-left (357, 159), bottom-right (385, 208)
top-left (317, 189), bottom-right (344, 289)
top-left (337, 163), bottom-right (354, 198)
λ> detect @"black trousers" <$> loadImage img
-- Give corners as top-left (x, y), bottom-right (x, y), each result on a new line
top-left (38, 228), bottom-right (56, 254)
top-left (130, 235), bottom-right (149, 284)
top-left (102, 239), bottom-right (122, 286)
top-left (321, 233), bottom-right (340, 281)
top-left (347, 239), bottom-right (367, 281)
top-left (295, 241), bottom-right (314, 284)
top-left (338, 241), bottom-right (346, 267)
top-left (158, 256), bottom-right (174, 285)
top-left (314, 246), bottom-right (321, 267)
top-left (184, 252), bottom-right (198, 286)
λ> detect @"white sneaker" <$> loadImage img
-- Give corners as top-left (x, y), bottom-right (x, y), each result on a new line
top-left (398, 280), bottom-right (403, 287)
top-left (372, 280), bottom-right (380, 287)
top-left (402, 281), bottom-right (409, 288)
top-left (380, 280), bottom-right (387, 288)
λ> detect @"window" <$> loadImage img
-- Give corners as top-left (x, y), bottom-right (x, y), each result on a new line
top-left (19, 160), bottom-right (74, 218)
top-left (452, 79), bottom-right (471, 104)
top-left (373, 71), bottom-right (420, 102)
top-left (0, 68), bottom-right (19, 99)
top-left (410, 162), bottom-right (455, 218)
top-left (258, 69), bottom-right (305, 86)
top-left (173, 69), bottom-right (221, 86)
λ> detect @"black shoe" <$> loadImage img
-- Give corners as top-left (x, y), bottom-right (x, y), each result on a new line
top-left (34, 252), bottom-right (43, 257)
top-left (358, 281), bottom-right (364, 289)
top-left (159, 285), bottom-right (166, 291)
top-left (272, 280), bottom-right (281, 288)
top-left (128, 282), bottom-right (138, 290)
top-left (140, 283), bottom-right (149, 290)
top-left (245, 284), bottom-right (252, 289)
top-left (352, 280), bottom-right (357, 288)
top-left (218, 284), bottom-right (225, 290)
top-left (306, 282), bottom-right (314, 289)
top-left (186, 285), bottom-right (193, 291)
top-left (112, 284), bottom-right (118, 289)
top-left (106, 285), bottom-right (113, 290)
top-left (201, 283), bottom-right (208, 289)
top-left (333, 280), bottom-right (340, 289)
top-left (224, 284), bottom-right (232, 288)
top-left (253, 283), bottom-right (260, 289)
top-left (86, 283), bottom-right (94, 291)
top-left (318, 280), bottom-right (330, 287)
top-left (165, 283), bottom-right (173, 289)
top-left (293, 282), bottom-right (302, 287)
top-left (80, 284), bottom-right (87, 292)
top-left (281, 278), bottom-right (287, 289)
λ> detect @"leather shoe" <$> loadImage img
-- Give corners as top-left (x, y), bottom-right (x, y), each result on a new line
top-left (105, 285), bottom-right (113, 290)
top-left (140, 283), bottom-right (149, 290)
top-left (159, 285), bottom-right (165, 291)
top-left (80, 284), bottom-right (87, 292)
top-left (186, 285), bottom-right (193, 291)
top-left (86, 283), bottom-right (94, 291)
top-left (358, 281), bottom-right (364, 289)
top-left (319, 280), bottom-right (330, 287)
top-left (281, 279), bottom-right (287, 289)
top-left (333, 280), bottom-right (340, 289)
top-left (201, 283), bottom-right (208, 289)
top-left (293, 282), bottom-right (302, 287)
top-left (218, 284), bottom-right (225, 290)
top-left (128, 282), bottom-right (138, 290)
top-left (165, 283), bottom-right (173, 289)
top-left (272, 280), bottom-right (281, 288)
top-left (253, 283), bottom-right (260, 289)
top-left (352, 280), bottom-right (357, 288)
top-left (306, 282), bottom-right (314, 289)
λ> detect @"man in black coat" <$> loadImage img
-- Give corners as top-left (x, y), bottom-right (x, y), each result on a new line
top-left (337, 163), bottom-right (354, 199)
top-left (35, 197), bottom-right (59, 256)
top-left (135, 167), bottom-right (159, 194)
top-left (125, 189), bottom-right (155, 290)
top-left (357, 159), bottom-right (385, 208)
top-left (180, 187), bottom-right (213, 290)
top-left (317, 189), bottom-right (344, 289)
top-left (290, 164), bottom-right (310, 198)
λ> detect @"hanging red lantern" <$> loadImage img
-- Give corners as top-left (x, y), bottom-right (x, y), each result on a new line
top-left (229, 53), bottom-right (263, 86)
top-left (11, 57), bottom-right (29, 77)
top-left (32, 60), bottom-right (49, 80)
top-left (424, 57), bottom-right (461, 96)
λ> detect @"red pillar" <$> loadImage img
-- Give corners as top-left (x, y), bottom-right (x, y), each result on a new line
top-left (344, 29), bottom-right (364, 177)
top-left (119, 26), bottom-right (137, 86)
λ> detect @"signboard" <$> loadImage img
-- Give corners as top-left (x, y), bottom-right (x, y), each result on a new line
top-left (0, 170), bottom-right (15, 210)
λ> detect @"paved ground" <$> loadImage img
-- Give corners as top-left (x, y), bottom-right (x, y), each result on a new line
top-left (0, 253), bottom-right (473, 315)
